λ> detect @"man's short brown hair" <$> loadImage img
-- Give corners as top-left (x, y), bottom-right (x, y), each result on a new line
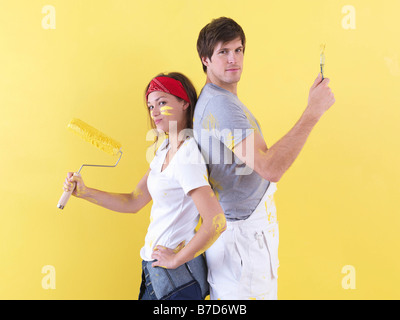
top-left (197, 17), bottom-right (246, 73)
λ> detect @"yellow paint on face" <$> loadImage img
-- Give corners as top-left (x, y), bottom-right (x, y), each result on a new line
top-left (160, 106), bottom-right (173, 116)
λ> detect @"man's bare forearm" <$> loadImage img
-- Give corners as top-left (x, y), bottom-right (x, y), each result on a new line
top-left (260, 106), bottom-right (320, 182)
top-left (235, 74), bottom-right (335, 182)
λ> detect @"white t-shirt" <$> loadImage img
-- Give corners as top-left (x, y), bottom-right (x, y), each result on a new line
top-left (140, 137), bottom-right (210, 261)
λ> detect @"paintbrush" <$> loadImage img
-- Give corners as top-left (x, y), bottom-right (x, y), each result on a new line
top-left (320, 44), bottom-right (326, 80)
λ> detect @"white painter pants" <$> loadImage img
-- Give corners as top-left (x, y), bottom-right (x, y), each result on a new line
top-left (206, 183), bottom-right (279, 300)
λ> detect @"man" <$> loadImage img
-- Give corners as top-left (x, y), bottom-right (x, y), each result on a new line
top-left (193, 17), bottom-right (335, 300)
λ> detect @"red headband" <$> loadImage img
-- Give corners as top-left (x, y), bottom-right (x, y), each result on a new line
top-left (146, 77), bottom-right (190, 103)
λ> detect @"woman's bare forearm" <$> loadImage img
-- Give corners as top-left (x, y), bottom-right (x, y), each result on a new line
top-left (174, 213), bottom-right (226, 266)
top-left (79, 187), bottom-right (139, 213)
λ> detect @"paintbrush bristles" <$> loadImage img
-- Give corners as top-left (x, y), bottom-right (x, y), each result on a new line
top-left (67, 118), bottom-right (122, 156)
top-left (320, 44), bottom-right (326, 65)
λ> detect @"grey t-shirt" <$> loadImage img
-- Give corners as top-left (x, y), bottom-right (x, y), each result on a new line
top-left (193, 83), bottom-right (270, 221)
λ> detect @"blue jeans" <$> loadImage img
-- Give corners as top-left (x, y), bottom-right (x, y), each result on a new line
top-left (138, 255), bottom-right (209, 300)
top-left (139, 265), bottom-right (156, 300)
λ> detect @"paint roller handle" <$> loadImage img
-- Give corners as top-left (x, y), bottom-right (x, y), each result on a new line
top-left (57, 173), bottom-right (78, 210)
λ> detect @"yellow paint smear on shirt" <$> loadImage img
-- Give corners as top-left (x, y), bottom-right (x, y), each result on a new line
top-left (208, 176), bottom-right (223, 201)
top-left (226, 131), bottom-right (235, 151)
top-left (204, 113), bottom-right (218, 131)
top-left (243, 110), bottom-right (259, 133)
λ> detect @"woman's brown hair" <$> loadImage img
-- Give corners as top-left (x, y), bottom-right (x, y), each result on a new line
top-left (144, 72), bottom-right (198, 152)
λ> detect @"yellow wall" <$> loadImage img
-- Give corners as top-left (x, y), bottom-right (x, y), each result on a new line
top-left (1, 0), bottom-right (399, 299)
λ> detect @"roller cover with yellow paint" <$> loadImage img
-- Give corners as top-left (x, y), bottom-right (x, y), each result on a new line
top-left (67, 118), bottom-right (122, 156)
top-left (57, 118), bottom-right (122, 210)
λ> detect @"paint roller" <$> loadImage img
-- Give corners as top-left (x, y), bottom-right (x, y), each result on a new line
top-left (57, 118), bottom-right (123, 210)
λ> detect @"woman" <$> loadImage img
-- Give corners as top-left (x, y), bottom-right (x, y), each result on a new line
top-left (63, 72), bottom-right (226, 300)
